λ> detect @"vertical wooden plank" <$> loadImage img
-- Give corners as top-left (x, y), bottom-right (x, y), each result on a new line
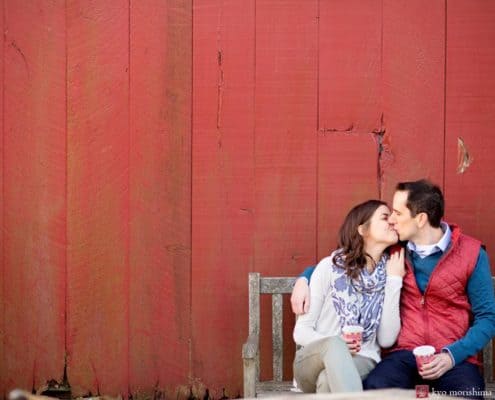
top-left (249, 273), bottom-right (261, 337)
top-left (381, 0), bottom-right (445, 199)
top-left (318, 134), bottom-right (379, 259)
top-left (129, 1), bottom-right (191, 398)
top-left (0, 0), bottom-right (4, 396)
top-left (192, 0), bottom-right (255, 397)
top-left (254, 0), bottom-right (318, 307)
top-left (67, 1), bottom-right (129, 396)
top-left (483, 336), bottom-right (493, 384)
top-left (317, 1), bottom-right (381, 258)
top-left (3, 0), bottom-right (66, 392)
top-left (272, 294), bottom-right (283, 382)
top-left (248, 273), bottom-right (260, 386)
top-left (319, 0), bottom-right (382, 133)
top-left (255, 0), bottom-right (318, 381)
top-left (444, 0), bottom-right (495, 258)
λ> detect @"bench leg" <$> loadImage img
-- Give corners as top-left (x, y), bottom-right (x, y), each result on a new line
top-left (243, 358), bottom-right (257, 398)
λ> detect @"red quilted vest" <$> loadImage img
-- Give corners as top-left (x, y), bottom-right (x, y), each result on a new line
top-left (391, 224), bottom-right (481, 365)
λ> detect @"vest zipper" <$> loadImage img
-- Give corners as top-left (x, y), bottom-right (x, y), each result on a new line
top-left (404, 255), bottom-right (432, 345)
top-left (418, 234), bottom-right (456, 346)
top-left (421, 295), bottom-right (430, 344)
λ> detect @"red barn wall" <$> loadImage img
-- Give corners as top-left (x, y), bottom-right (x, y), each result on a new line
top-left (0, 0), bottom-right (494, 398)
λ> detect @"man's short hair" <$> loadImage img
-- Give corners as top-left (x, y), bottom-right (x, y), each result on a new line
top-left (395, 179), bottom-right (444, 228)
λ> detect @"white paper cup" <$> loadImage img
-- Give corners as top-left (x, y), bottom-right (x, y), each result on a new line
top-left (413, 345), bottom-right (435, 369)
top-left (342, 325), bottom-right (364, 345)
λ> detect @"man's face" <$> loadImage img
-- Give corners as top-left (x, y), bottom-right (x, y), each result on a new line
top-left (389, 190), bottom-right (420, 241)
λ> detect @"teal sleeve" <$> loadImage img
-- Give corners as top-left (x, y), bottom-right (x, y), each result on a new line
top-left (299, 266), bottom-right (316, 283)
top-left (445, 248), bottom-right (495, 365)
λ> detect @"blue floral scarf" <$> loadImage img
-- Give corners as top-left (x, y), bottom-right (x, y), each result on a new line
top-left (329, 250), bottom-right (387, 343)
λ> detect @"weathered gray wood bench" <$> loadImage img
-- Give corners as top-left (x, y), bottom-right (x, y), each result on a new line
top-left (242, 273), bottom-right (297, 398)
top-left (242, 272), bottom-right (495, 398)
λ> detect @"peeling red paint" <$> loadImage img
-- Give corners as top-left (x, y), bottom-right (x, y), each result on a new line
top-left (457, 137), bottom-right (473, 174)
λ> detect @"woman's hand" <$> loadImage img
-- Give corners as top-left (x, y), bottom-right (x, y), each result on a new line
top-left (341, 335), bottom-right (361, 355)
top-left (386, 248), bottom-right (405, 277)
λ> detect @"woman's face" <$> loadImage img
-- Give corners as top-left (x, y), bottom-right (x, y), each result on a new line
top-left (362, 205), bottom-right (398, 246)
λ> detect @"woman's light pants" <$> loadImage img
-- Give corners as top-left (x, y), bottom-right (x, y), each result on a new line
top-left (293, 336), bottom-right (376, 393)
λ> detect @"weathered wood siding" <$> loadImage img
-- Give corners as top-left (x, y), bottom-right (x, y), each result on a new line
top-left (0, 0), bottom-right (494, 398)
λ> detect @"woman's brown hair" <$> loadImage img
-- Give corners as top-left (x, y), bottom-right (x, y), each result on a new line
top-left (332, 199), bottom-right (388, 280)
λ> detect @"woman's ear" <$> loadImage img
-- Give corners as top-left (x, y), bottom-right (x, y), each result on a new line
top-left (357, 224), bottom-right (365, 237)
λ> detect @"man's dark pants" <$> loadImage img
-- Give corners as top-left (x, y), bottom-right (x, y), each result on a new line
top-left (363, 350), bottom-right (485, 400)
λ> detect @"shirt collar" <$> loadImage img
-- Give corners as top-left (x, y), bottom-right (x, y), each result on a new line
top-left (407, 222), bottom-right (451, 258)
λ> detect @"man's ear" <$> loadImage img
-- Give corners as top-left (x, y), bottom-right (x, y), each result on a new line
top-left (416, 212), bottom-right (428, 228)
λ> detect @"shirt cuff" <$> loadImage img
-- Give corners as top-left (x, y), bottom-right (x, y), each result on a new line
top-left (441, 347), bottom-right (456, 367)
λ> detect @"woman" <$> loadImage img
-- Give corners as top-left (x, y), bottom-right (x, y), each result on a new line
top-left (293, 199), bottom-right (405, 393)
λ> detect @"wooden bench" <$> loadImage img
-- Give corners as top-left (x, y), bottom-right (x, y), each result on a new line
top-left (242, 272), bottom-right (495, 398)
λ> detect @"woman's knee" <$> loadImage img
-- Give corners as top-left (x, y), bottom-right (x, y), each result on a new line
top-left (301, 336), bottom-right (346, 357)
top-left (321, 335), bottom-right (347, 352)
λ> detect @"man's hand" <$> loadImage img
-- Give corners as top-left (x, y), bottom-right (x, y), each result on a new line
top-left (291, 277), bottom-right (310, 315)
top-left (386, 247), bottom-right (406, 277)
top-left (419, 352), bottom-right (453, 380)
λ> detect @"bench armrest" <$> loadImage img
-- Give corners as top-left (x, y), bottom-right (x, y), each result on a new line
top-left (242, 333), bottom-right (259, 359)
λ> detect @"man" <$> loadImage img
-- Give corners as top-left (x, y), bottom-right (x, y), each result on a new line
top-left (291, 180), bottom-right (495, 399)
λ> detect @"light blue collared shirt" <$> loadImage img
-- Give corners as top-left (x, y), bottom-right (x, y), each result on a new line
top-left (407, 221), bottom-right (451, 258)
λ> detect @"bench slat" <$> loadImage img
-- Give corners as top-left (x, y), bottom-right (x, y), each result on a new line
top-left (249, 273), bottom-right (261, 336)
top-left (248, 272), bottom-right (261, 384)
top-left (272, 293), bottom-right (283, 382)
top-left (261, 277), bottom-right (297, 294)
top-left (256, 380), bottom-right (296, 397)
top-left (483, 340), bottom-right (493, 384)
top-left (482, 276), bottom-right (495, 384)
